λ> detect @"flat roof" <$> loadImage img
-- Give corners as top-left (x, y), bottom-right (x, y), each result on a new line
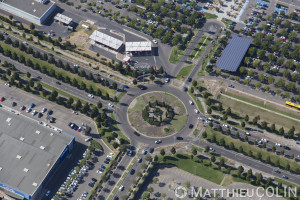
top-left (89, 30), bottom-right (123, 50)
top-left (54, 13), bottom-right (72, 25)
top-left (0, 0), bottom-right (56, 18)
top-left (0, 107), bottom-right (74, 196)
top-left (125, 41), bottom-right (152, 52)
top-left (216, 36), bottom-right (252, 72)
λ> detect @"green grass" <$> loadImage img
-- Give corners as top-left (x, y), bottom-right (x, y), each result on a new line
top-left (170, 115), bottom-right (188, 132)
top-left (188, 36), bottom-right (210, 61)
top-left (0, 41), bottom-right (116, 97)
top-left (188, 91), bottom-right (204, 113)
top-left (204, 13), bottom-right (218, 19)
top-left (204, 127), bottom-right (299, 172)
top-left (176, 64), bottom-right (195, 80)
top-left (274, 177), bottom-right (298, 187)
top-left (221, 18), bottom-right (233, 28)
top-left (157, 154), bottom-right (225, 184)
top-left (169, 46), bottom-right (183, 64)
top-left (224, 92), bottom-right (300, 121)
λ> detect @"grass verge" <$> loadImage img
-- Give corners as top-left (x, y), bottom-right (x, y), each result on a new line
top-left (204, 13), bottom-right (218, 19)
top-left (176, 64), bottom-right (195, 80)
top-left (169, 46), bottom-right (183, 64)
top-left (188, 90), bottom-right (204, 113)
top-left (188, 36), bottom-right (210, 61)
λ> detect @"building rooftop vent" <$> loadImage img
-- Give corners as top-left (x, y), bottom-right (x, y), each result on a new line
top-left (32, 182), bottom-right (37, 187)
top-left (16, 155), bottom-right (22, 159)
top-left (50, 133), bottom-right (53, 136)
top-left (36, 130), bottom-right (40, 135)
top-left (19, 137), bottom-right (24, 141)
top-left (40, 146), bottom-right (45, 150)
top-left (23, 168), bottom-right (29, 172)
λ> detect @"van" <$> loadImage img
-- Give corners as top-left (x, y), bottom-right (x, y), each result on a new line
top-left (85, 137), bottom-right (92, 142)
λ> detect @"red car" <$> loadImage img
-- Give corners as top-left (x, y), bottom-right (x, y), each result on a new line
top-left (0, 97), bottom-right (4, 102)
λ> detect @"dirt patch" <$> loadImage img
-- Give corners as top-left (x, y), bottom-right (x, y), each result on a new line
top-left (128, 92), bottom-right (187, 137)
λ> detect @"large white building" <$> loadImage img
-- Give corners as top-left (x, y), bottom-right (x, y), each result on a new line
top-left (0, 0), bottom-right (57, 24)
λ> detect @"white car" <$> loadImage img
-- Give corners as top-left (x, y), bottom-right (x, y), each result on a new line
top-left (26, 108), bottom-right (32, 113)
top-left (32, 110), bottom-right (37, 115)
top-left (245, 132), bottom-right (250, 136)
top-left (72, 111), bottom-right (78, 115)
top-left (194, 109), bottom-right (199, 114)
top-left (41, 107), bottom-right (47, 113)
top-left (209, 147), bottom-right (215, 152)
top-left (261, 138), bottom-right (268, 143)
top-left (275, 143), bottom-right (281, 147)
top-left (165, 78), bottom-right (170, 83)
top-left (88, 94), bottom-right (94, 98)
top-left (197, 117), bottom-right (203, 121)
top-left (119, 185), bottom-right (124, 191)
top-left (189, 100), bottom-right (193, 105)
top-left (4, 83), bottom-right (10, 87)
top-left (152, 39), bottom-right (158, 44)
top-left (108, 103), bottom-right (114, 107)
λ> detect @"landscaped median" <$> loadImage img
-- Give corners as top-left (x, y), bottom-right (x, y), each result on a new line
top-left (107, 155), bottom-right (138, 200)
top-left (86, 151), bottom-right (123, 199)
top-left (169, 46), bottom-right (183, 64)
top-left (176, 64), bottom-right (195, 80)
top-left (188, 36), bottom-right (211, 61)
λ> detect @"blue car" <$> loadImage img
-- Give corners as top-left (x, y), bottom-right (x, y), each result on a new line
top-left (73, 125), bottom-right (78, 130)
top-left (101, 165), bottom-right (105, 169)
top-left (30, 103), bottom-right (35, 108)
top-left (122, 85), bottom-right (129, 88)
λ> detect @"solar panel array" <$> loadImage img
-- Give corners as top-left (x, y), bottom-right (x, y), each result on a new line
top-left (89, 30), bottom-right (123, 50)
top-left (125, 41), bottom-right (152, 52)
top-left (216, 36), bottom-right (252, 72)
top-left (54, 13), bottom-right (72, 25)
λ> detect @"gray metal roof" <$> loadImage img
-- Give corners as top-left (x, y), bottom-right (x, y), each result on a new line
top-left (0, 108), bottom-right (73, 196)
top-left (216, 36), bottom-right (252, 72)
top-left (0, 0), bottom-right (56, 18)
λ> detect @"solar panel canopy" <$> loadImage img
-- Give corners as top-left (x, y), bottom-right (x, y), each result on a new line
top-left (90, 30), bottom-right (123, 50)
top-left (125, 41), bottom-right (152, 52)
top-left (216, 36), bottom-right (252, 72)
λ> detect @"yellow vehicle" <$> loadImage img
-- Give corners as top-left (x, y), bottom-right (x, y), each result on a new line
top-left (285, 101), bottom-right (300, 111)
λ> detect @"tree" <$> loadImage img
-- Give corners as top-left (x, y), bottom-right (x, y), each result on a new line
top-left (142, 192), bottom-right (150, 200)
top-left (149, 74), bottom-right (155, 81)
top-left (205, 145), bottom-right (209, 152)
top-left (160, 149), bottom-right (165, 156)
top-left (30, 23), bottom-right (35, 30)
top-left (170, 147), bottom-right (176, 155)
top-left (288, 126), bottom-right (295, 138)
top-left (270, 124), bottom-right (276, 132)
top-left (279, 127), bottom-right (284, 135)
top-left (211, 155), bottom-right (216, 162)
top-left (192, 148), bottom-right (197, 155)
top-left (256, 173), bottom-right (263, 185)
top-left (244, 115), bottom-right (249, 122)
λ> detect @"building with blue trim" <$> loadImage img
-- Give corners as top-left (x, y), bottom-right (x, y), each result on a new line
top-left (0, 0), bottom-right (57, 24)
top-left (0, 108), bottom-right (75, 200)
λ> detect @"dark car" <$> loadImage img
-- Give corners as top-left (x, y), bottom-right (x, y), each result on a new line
top-left (38, 113), bottom-right (43, 118)
top-left (130, 169), bottom-right (135, 175)
top-left (91, 178), bottom-right (97, 182)
top-left (176, 137), bottom-right (183, 140)
top-left (137, 85), bottom-right (147, 90)
top-left (12, 102), bottom-right (17, 107)
top-left (187, 77), bottom-right (192, 82)
top-left (189, 124), bottom-right (194, 129)
top-left (104, 160), bottom-right (110, 164)
top-left (183, 87), bottom-right (188, 92)
top-left (149, 147), bottom-right (154, 153)
top-left (47, 109), bottom-right (53, 115)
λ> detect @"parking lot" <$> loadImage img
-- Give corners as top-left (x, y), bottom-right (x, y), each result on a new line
top-left (0, 81), bottom-right (114, 200)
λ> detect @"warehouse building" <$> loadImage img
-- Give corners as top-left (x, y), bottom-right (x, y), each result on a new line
top-left (0, 0), bottom-right (57, 25)
top-left (0, 107), bottom-right (75, 200)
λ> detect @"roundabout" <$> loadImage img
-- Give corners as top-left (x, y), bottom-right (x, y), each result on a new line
top-left (128, 92), bottom-right (187, 137)
top-left (115, 84), bottom-right (202, 147)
